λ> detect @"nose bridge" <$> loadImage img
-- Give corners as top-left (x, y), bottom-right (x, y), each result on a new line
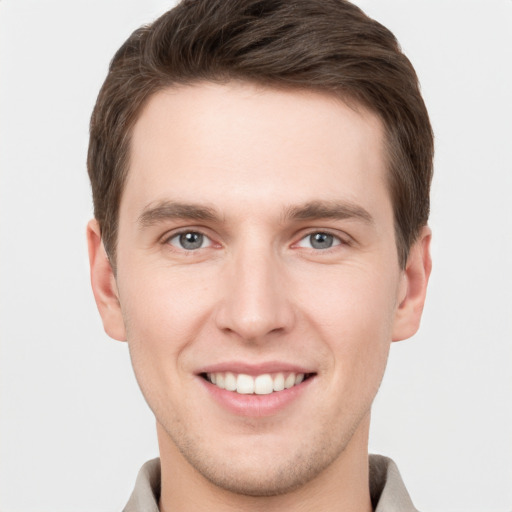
top-left (215, 236), bottom-right (293, 341)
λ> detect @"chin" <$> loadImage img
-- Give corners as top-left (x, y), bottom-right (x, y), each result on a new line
top-left (167, 422), bottom-right (351, 497)
top-left (189, 453), bottom-right (331, 497)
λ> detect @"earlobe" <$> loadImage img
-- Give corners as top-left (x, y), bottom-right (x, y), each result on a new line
top-left (392, 226), bottom-right (432, 342)
top-left (87, 219), bottom-right (127, 341)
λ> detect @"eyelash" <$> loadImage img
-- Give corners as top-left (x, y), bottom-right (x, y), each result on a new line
top-left (165, 230), bottom-right (215, 251)
top-left (294, 231), bottom-right (347, 251)
top-left (163, 229), bottom-right (349, 253)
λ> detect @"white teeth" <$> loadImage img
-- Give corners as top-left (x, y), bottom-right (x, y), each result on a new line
top-left (284, 373), bottom-right (296, 389)
top-left (236, 374), bottom-right (255, 394)
top-left (273, 373), bottom-right (285, 392)
top-left (216, 373), bottom-right (225, 389)
top-left (224, 372), bottom-right (237, 391)
top-left (206, 371), bottom-right (309, 394)
top-left (254, 374), bottom-right (273, 395)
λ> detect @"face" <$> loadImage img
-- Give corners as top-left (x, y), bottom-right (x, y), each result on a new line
top-left (89, 81), bottom-right (430, 497)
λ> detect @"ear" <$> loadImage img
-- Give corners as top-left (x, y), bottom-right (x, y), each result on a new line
top-left (87, 219), bottom-right (127, 341)
top-left (392, 226), bottom-right (432, 342)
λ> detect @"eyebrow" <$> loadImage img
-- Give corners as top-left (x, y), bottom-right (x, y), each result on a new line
top-left (138, 201), bottom-right (219, 228)
top-left (283, 200), bottom-right (374, 224)
top-left (137, 199), bottom-right (374, 229)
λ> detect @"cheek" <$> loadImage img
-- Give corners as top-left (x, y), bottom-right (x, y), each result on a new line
top-left (293, 263), bottom-right (398, 378)
top-left (117, 266), bottom-right (215, 375)
top-left (295, 261), bottom-right (398, 332)
top-left (117, 267), bottom-right (216, 420)
top-left (120, 263), bottom-right (210, 330)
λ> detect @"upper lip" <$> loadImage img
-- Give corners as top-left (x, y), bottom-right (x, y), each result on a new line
top-left (196, 361), bottom-right (315, 376)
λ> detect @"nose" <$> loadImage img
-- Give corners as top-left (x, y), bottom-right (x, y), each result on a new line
top-left (214, 243), bottom-right (295, 343)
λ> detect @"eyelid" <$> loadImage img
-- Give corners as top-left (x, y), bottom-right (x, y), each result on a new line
top-left (293, 229), bottom-right (352, 250)
top-left (161, 227), bottom-right (220, 250)
top-left (159, 226), bottom-right (351, 252)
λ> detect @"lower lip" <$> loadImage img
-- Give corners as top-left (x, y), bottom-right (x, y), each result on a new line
top-left (199, 376), bottom-right (314, 417)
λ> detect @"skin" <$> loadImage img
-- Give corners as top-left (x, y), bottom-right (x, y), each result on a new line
top-left (88, 81), bottom-right (431, 512)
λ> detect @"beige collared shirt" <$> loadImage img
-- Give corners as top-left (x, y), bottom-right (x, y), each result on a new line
top-left (123, 454), bottom-right (418, 512)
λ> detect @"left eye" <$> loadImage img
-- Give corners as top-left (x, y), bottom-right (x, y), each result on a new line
top-left (297, 232), bottom-right (341, 250)
top-left (168, 231), bottom-right (212, 251)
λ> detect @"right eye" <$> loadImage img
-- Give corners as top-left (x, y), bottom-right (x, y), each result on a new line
top-left (167, 231), bottom-right (212, 251)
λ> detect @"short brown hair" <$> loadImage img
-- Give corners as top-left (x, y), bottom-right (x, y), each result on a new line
top-left (88, 0), bottom-right (433, 269)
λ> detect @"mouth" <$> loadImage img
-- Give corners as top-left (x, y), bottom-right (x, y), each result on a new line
top-left (200, 371), bottom-right (315, 395)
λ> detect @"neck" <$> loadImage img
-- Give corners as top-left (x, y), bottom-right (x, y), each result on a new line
top-left (157, 415), bottom-right (373, 512)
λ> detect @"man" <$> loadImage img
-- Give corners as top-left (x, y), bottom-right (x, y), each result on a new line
top-left (87, 0), bottom-right (433, 510)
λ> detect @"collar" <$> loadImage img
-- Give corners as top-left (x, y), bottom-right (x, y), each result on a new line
top-left (370, 455), bottom-right (418, 512)
top-left (123, 454), bottom-right (417, 512)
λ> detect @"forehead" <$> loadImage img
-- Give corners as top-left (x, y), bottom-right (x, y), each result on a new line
top-left (123, 81), bottom-right (390, 220)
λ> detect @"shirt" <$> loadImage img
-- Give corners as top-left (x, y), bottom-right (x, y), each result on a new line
top-left (123, 454), bottom-right (418, 512)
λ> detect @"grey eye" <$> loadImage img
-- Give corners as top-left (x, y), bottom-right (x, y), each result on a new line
top-left (297, 232), bottom-right (341, 250)
top-left (169, 232), bottom-right (210, 250)
top-left (310, 233), bottom-right (334, 249)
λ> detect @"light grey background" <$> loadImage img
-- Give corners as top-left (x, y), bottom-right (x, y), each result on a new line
top-left (1, 1), bottom-right (511, 511)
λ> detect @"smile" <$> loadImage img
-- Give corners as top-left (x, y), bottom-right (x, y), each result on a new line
top-left (203, 372), bottom-right (312, 395)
